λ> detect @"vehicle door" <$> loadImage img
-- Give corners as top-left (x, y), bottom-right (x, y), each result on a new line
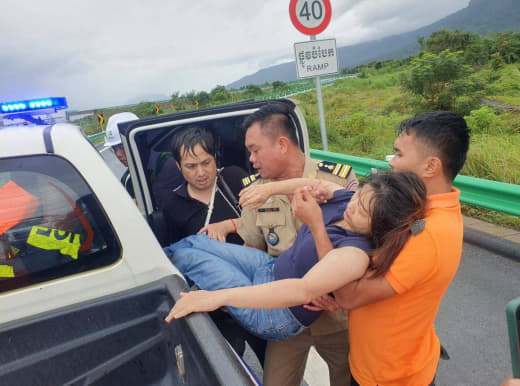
top-left (118, 99), bottom-right (310, 244)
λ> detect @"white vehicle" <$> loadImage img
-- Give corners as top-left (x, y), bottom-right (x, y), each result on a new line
top-left (0, 97), bottom-right (259, 385)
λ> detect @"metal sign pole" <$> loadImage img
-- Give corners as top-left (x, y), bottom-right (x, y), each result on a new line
top-left (311, 35), bottom-right (328, 151)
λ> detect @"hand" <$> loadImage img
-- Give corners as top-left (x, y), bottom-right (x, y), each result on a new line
top-left (198, 220), bottom-right (233, 242)
top-left (308, 180), bottom-right (338, 204)
top-left (292, 188), bottom-right (323, 228)
top-left (303, 294), bottom-right (340, 312)
top-left (165, 290), bottom-right (221, 321)
top-left (239, 183), bottom-right (273, 210)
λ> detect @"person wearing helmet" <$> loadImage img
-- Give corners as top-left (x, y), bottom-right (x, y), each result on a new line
top-left (104, 112), bottom-right (138, 167)
top-left (104, 112), bottom-right (184, 206)
top-left (104, 112), bottom-right (139, 197)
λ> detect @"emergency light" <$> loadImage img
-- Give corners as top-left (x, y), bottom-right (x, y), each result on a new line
top-left (0, 97), bottom-right (68, 114)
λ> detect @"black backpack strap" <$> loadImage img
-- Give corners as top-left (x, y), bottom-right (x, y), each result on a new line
top-left (217, 170), bottom-right (241, 217)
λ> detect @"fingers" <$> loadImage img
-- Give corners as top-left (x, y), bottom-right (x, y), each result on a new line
top-left (197, 226), bottom-right (208, 235)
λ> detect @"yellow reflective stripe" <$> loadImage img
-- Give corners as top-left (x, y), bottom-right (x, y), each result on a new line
top-left (333, 163), bottom-right (341, 176)
top-left (27, 226), bottom-right (81, 260)
top-left (0, 265), bottom-right (14, 278)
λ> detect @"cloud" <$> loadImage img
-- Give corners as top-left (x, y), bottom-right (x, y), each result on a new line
top-left (0, 0), bottom-right (470, 110)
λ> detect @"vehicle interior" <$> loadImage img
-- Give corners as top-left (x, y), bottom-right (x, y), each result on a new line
top-left (121, 99), bottom-right (306, 246)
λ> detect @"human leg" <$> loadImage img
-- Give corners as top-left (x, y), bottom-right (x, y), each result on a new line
top-left (169, 234), bottom-right (274, 278)
top-left (262, 330), bottom-right (313, 386)
top-left (313, 329), bottom-right (350, 386)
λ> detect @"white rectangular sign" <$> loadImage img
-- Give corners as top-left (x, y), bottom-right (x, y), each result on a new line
top-left (294, 38), bottom-right (338, 79)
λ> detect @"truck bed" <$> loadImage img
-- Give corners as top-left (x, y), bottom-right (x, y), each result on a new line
top-left (0, 275), bottom-right (258, 385)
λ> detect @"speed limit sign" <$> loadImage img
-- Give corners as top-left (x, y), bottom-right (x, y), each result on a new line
top-left (289, 0), bottom-right (332, 35)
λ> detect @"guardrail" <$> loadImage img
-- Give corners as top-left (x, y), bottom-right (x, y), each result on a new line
top-left (311, 149), bottom-right (520, 217)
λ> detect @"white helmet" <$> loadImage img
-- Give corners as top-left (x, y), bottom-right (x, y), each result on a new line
top-left (104, 112), bottom-right (139, 147)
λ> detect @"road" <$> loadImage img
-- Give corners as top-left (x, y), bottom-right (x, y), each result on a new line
top-left (101, 148), bottom-right (520, 385)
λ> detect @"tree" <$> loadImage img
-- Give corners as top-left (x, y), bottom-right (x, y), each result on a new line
top-left (244, 84), bottom-right (263, 97)
top-left (401, 50), bottom-right (483, 112)
top-left (272, 81), bottom-right (287, 90)
top-left (210, 85), bottom-right (230, 104)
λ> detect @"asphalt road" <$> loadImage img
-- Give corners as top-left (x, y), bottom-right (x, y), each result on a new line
top-left (100, 147), bottom-right (520, 385)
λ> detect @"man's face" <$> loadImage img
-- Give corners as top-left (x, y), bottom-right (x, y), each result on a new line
top-left (178, 144), bottom-right (217, 192)
top-left (245, 122), bottom-right (283, 179)
top-left (112, 144), bottom-right (128, 167)
top-left (388, 131), bottom-right (426, 176)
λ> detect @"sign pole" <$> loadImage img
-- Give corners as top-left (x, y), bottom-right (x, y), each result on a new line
top-left (311, 35), bottom-right (328, 151)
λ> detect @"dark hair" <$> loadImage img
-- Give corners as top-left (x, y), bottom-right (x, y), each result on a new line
top-left (171, 126), bottom-right (216, 164)
top-left (241, 101), bottom-right (299, 145)
top-left (397, 111), bottom-right (470, 181)
top-left (361, 172), bottom-right (427, 278)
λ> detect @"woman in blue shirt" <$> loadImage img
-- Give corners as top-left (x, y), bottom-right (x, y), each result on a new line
top-left (164, 172), bottom-right (427, 341)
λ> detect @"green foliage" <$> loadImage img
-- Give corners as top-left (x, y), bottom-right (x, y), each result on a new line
top-left (210, 85), bottom-right (230, 104)
top-left (426, 29), bottom-right (481, 54)
top-left (272, 81), bottom-right (288, 90)
top-left (401, 50), bottom-right (484, 113)
top-left (464, 106), bottom-right (499, 134)
top-left (244, 84), bottom-right (263, 97)
top-left (133, 102), bottom-right (156, 118)
top-left (195, 91), bottom-right (211, 107)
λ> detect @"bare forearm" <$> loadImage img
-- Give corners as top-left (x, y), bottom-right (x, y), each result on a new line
top-left (332, 274), bottom-right (396, 310)
top-left (267, 178), bottom-right (318, 196)
top-left (217, 278), bottom-right (315, 309)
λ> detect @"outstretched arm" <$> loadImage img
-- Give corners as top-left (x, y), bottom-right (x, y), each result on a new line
top-left (165, 246), bottom-right (369, 321)
top-left (239, 178), bottom-right (342, 209)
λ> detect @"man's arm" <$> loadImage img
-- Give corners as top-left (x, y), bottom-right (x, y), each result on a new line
top-left (332, 274), bottom-right (396, 310)
top-left (239, 178), bottom-right (342, 209)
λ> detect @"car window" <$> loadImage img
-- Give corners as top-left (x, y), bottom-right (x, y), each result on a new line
top-left (0, 155), bottom-right (121, 293)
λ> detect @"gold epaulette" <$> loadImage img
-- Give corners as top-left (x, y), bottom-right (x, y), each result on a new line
top-left (317, 161), bottom-right (352, 179)
top-left (241, 173), bottom-right (261, 188)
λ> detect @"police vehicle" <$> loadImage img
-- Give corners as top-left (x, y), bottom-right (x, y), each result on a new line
top-left (0, 97), bottom-right (259, 385)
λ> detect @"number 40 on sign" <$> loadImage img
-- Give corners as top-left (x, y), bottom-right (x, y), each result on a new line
top-left (289, 0), bottom-right (332, 36)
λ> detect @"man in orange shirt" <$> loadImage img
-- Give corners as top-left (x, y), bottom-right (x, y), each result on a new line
top-left (309, 111), bottom-right (470, 385)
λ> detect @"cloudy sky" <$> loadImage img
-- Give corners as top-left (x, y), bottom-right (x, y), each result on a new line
top-left (1, 0), bottom-right (470, 110)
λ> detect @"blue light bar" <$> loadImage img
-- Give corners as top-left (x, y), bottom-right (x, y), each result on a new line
top-left (0, 97), bottom-right (68, 114)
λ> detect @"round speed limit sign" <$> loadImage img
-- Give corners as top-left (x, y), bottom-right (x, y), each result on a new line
top-left (289, 0), bottom-right (332, 35)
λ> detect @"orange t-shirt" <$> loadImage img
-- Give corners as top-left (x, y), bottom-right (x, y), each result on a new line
top-left (349, 188), bottom-right (463, 386)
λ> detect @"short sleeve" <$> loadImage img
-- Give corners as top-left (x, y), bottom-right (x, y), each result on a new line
top-left (384, 231), bottom-right (437, 294)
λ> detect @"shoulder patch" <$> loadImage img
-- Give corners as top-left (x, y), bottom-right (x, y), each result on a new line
top-left (317, 161), bottom-right (353, 179)
top-left (241, 173), bottom-right (261, 188)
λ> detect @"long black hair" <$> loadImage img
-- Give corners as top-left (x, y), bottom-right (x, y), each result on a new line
top-left (360, 171), bottom-right (427, 277)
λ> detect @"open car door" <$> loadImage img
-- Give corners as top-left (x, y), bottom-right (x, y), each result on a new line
top-left (118, 99), bottom-right (310, 244)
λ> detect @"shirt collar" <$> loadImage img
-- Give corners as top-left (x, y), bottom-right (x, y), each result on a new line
top-left (426, 187), bottom-right (461, 211)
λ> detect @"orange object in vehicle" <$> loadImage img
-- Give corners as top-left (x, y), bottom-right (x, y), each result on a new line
top-left (0, 181), bottom-right (40, 236)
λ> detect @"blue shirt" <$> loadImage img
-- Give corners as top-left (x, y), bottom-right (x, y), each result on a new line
top-left (273, 189), bottom-right (372, 326)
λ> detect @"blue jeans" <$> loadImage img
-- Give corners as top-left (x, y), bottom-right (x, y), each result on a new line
top-left (163, 234), bottom-right (305, 341)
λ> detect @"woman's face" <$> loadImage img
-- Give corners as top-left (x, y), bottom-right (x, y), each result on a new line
top-left (343, 185), bottom-right (373, 236)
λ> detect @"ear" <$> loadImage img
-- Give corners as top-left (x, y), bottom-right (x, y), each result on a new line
top-left (176, 161), bottom-right (181, 170)
top-left (423, 156), bottom-right (442, 179)
top-left (278, 136), bottom-right (290, 154)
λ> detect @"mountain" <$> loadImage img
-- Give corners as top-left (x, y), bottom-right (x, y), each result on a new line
top-left (227, 0), bottom-right (520, 89)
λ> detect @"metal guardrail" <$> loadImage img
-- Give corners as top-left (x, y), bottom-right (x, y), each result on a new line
top-left (311, 149), bottom-right (520, 217)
